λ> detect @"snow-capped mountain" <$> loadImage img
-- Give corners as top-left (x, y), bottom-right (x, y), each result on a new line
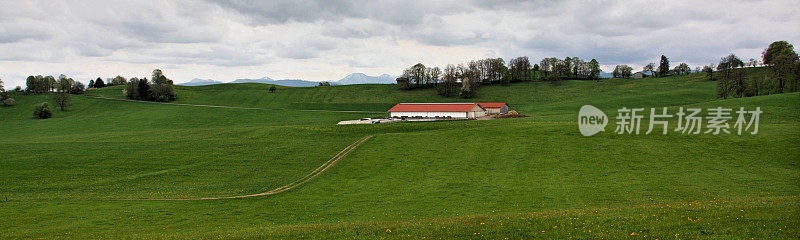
top-left (178, 78), bottom-right (223, 86)
top-left (335, 73), bottom-right (396, 85)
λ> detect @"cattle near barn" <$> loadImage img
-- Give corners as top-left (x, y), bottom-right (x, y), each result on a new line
top-left (388, 103), bottom-right (487, 119)
top-left (478, 103), bottom-right (509, 114)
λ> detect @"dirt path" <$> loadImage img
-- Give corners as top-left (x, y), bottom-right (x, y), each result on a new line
top-left (83, 95), bottom-right (384, 113)
top-left (84, 95), bottom-right (266, 110)
top-left (104, 134), bottom-right (374, 201)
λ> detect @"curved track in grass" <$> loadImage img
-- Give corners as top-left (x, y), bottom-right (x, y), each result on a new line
top-left (104, 135), bottom-right (374, 201)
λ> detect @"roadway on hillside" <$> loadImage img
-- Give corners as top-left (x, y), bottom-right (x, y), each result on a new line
top-left (83, 95), bottom-right (385, 113)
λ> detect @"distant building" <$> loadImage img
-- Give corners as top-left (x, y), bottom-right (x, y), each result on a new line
top-left (395, 77), bottom-right (410, 89)
top-left (478, 103), bottom-right (509, 114)
top-left (633, 71), bottom-right (655, 79)
top-left (388, 103), bottom-right (487, 119)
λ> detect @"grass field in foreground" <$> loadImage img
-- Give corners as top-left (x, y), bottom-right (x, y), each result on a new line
top-left (0, 69), bottom-right (798, 239)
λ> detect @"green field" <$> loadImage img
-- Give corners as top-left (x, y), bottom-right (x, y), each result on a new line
top-left (1, 68), bottom-right (798, 239)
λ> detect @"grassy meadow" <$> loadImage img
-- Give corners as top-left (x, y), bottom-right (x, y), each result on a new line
top-left (0, 68), bottom-right (798, 239)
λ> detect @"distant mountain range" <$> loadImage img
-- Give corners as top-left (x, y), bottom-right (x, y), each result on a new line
top-left (178, 73), bottom-right (399, 87)
top-left (180, 71), bottom-right (618, 87)
top-left (178, 78), bottom-right (224, 86)
top-left (599, 71), bottom-right (613, 79)
top-left (336, 73), bottom-right (396, 85)
top-left (230, 77), bottom-right (322, 87)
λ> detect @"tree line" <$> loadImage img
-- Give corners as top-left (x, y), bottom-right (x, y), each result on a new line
top-left (123, 69), bottom-right (177, 102)
top-left (0, 78), bottom-right (15, 107)
top-left (1, 69), bottom-right (178, 119)
top-left (87, 75), bottom-right (129, 89)
top-left (712, 41), bottom-right (799, 99)
top-left (24, 75), bottom-right (86, 95)
top-left (397, 56), bottom-right (601, 98)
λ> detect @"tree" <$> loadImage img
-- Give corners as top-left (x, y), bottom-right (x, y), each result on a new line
top-left (509, 57), bottom-right (531, 82)
top-left (94, 77), bottom-right (105, 88)
top-left (571, 57), bottom-right (584, 78)
top-left (0, 78), bottom-right (4, 92)
top-left (702, 65), bottom-right (714, 81)
top-left (111, 75), bottom-right (127, 86)
top-left (57, 74), bottom-right (74, 93)
top-left (0, 91), bottom-right (12, 106)
top-left (138, 78), bottom-right (150, 100)
top-left (33, 102), bottom-right (52, 119)
top-left (717, 54), bottom-right (746, 98)
top-left (70, 82), bottom-right (85, 94)
top-left (410, 63), bottom-right (426, 87)
top-left (45, 75), bottom-right (56, 92)
top-left (620, 65), bottom-right (633, 78)
top-left (731, 69), bottom-right (748, 98)
top-left (458, 64), bottom-right (479, 98)
top-left (762, 41), bottom-right (795, 66)
top-left (718, 54), bottom-right (743, 80)
top-left (269, 85), bottom-right (277, 92)
top-left (88, 79), bottom-right (95, 88)
top-left (459, 75), bottom-right (476, 98)
top-left (26, 75), bottom-right (54, 94)
top-left (428, 67), bottom-right (441, 84)
top-left (657, 55), bottom-right (670, 77)
top-left (612, 66), bottom-right (621, 78)
top-left (437, 64), bottom-right (459, 97)
top-left (125, 78), bottom-right (141, 100)
top-left (748, 58), bottom-right (758, 67)
top-left (588, 59), bottom-right (601, 80)
top-left (673, 63), bottom-right (690, 75)
top-left (772, 53), bottom-right (799, 93)
top-left (643, 63), bottom-right (655, 74)
top-left (53, 92), bottom-right (71, 111)
top-left (490, 58), bottom-right (507, 83)
top-left (149, 69), bottom-right (176, 102)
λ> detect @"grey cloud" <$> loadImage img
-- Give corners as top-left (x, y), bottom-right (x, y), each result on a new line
top-left (0, 0), bottom-right (798, 82)
top-left (0, 23), bottom-right (52, 43)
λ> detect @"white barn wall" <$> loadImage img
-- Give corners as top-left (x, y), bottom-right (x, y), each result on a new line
top-left (390, 111), bottom-right (468, 118)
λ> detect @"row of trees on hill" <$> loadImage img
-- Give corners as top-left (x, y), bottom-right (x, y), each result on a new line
top-left (613, 55), bottom-right (692, 79)
top-left (713, 41), bottom-right (800, 99)
top-left (0, 78), bottom-right (15, 107)
top-left (88, 75), bottom-right (129, 89)
top-left (123, 69), bottom-right (176, 102)
top-left (538, 57), bottom-right (601, 82)
top-left (398, 56), bottom-right (601, 98)
top-left (25, 75), bottom-right (86, 94)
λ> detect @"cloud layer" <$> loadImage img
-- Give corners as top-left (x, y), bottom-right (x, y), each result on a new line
top-left (0, 0), bottom-right (798, 87)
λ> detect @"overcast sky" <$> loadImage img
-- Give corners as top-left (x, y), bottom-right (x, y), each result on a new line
top-left (1, 0), bottom-right (799, 88)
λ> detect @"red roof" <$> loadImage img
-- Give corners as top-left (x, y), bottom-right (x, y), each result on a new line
top-left (478, 102), bottom-right (508, 108)
top-left (388, 103), bottom-right (483, 112)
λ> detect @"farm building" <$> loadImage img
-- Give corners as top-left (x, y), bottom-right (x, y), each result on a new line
top-left (633, 71), bottom-right (654, 79)
top-left (388, 103), bottom-right (487, 119)
top-left (478, 103), bottom-right (509, 114)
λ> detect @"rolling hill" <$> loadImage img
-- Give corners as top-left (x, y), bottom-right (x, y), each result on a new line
top-left (1, 68), bottom-right (797, 239)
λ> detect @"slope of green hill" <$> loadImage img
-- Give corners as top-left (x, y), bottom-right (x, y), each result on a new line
top-left (0, 68), bottom-right (797, 239)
